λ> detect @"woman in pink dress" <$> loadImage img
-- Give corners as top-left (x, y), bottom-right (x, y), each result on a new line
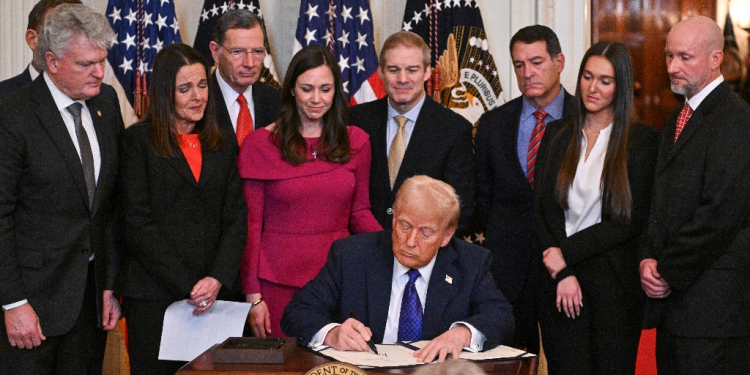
top-left (239, 45), bottom-right (382, 337)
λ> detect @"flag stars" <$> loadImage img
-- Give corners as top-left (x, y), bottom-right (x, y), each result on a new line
top-left (341, 5), bottom-right (353, 23)
top-left (323, 29), bottom-right (334, 46)
top-left (337, 30), bottom-right (350, 48)
top-left (122, 33), bottom-right (136, 50)
top-left (355, 32), bottom-right (368, 49)
top-left (443, 0), bottom-right (452, 8)
top-left (402, 21), bottom-right (412, 32)
top-left (477, 60), bottom-right (483, 67)
top-left (338, 55), bottom-right (350, 72)
top-left (124, 8), bottom-right (138, 26)
top-left (247, 3), bottom-right (257, 13)
top-left (342, 81), bottom-right (349, 94)
top-left (143, 12), bottom-right (153, 27)
top-left (356, 7), bottom-right (370, 24)
top-left (160, 0), bottom-right (170, 5)
top-left (209, 4), bottom-right (219, 16)
top-left (200, 9), bottom-right (209, 21)
top-left (412, 11), bottom-right (422, 24)
top-left (119, 57), bottom-right (133, 74)
top-left (140, 37), bottom-right (151, 50)
top-left (326, 5), bottom-right (337, 20)
top-left (236, 0), bottom-right (246, 10)
top-left (108, 6), bottom-right (121, 24)
top-left (137, 59), bottom-right (149, 74)
top-left (463, 0), bottom-right (473, 6)
top-left (422, 4), bottom-right (431, 16)
top-left (452, 0), bottom-right (461, 7)
top-left (220, 2), bottom-right (229, 13)
top-left (170, 18), bottom-right (180, 33)
top-left (304, 28), bottom-right (317, 45)
top-left (155, 14), bottom-right (168, 30)
top-left (305, 4), bottom-right (319, 21)
top-left (492, 70), bottom-right (498, 77)
top-left (353, 56), bottom-right (366, 73)
top-left (153, 38), bottom-right (164, 53)
top-left (469, 57), bottom-right (475, 63)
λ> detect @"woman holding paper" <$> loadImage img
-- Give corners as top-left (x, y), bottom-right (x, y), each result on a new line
top-left (534, 41), bottom-right (657, 374)
top-left (117, 44), bottom-right (247, 374)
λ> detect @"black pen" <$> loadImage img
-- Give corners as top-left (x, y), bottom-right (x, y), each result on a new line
top-left (350, 312), bottom-right (379, 354)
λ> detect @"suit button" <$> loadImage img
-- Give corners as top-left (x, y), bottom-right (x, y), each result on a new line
top-left (81, 248), bottom-right (89, 255)
top-left (386, 208), bottom-right (393, 215)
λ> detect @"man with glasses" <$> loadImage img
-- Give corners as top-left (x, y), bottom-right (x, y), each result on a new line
top-left (209, 9), bottom-right (280, 151)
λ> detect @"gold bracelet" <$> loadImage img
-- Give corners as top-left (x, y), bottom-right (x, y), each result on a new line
top-left (250, 298), bottom-right (263, 308)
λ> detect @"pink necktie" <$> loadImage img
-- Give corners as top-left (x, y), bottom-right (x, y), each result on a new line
top-left (526, 110), bottom-right (547, 187)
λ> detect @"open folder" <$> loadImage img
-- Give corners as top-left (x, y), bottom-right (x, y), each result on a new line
top-left (313, 341), bottom-right (535, 369)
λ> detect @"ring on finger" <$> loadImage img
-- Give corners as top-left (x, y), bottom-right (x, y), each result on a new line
top-left (200, 301), bottom-right (208, 307)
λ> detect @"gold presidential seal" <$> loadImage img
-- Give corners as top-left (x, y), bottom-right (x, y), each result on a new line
top-left (305, 362), bottom-right (368, 375)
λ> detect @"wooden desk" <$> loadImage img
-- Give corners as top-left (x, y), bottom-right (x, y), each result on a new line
top-left (177, 345), bottom-right (538, 375)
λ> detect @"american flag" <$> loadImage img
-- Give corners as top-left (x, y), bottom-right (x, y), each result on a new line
top-left (294, 0), bottom-right (385, 105)
top-left (106, 0), bottom-right (182, 117)
top-left (193, 0), bottom-right (280, 89)
top-left (402, 0), bottom-right (503, 127)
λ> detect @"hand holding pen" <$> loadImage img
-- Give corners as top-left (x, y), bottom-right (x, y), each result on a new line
top-left (322, 313), bottom-right (379, 354)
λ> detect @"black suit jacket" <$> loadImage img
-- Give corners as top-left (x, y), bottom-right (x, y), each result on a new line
top-left (535, 118), bottom-right (658, 295)
top-left (210, 70), bottom-right (281, 154)
top-left (349, 97), bottom-right (475, 233)
top-left (0, 67), bottom-right (122, 116)
top-left (281, 231), bottom-right (514, 348)
top-left (474, 92), bottom-right (574, 302)
top-left (642, 82), bottom-right (750, 337)
top-left (0, 75), bottom-right (122, 336)
top-left (116, 123), bottom-right (248, 301)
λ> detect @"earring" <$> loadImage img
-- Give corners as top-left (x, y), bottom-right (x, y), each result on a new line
top-left (291, 91), bottom-right (295, 97)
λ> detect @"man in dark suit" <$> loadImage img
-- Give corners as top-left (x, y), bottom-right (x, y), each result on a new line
top-left (474, 25), bottom-right (572, 354)
top-left (208, 9), bottom-right (280, 153)
top-left (640, 15), bottom-right (750, 375)
top-left (0, 5), bottom-right (122, 374)
top-left (282, 176), bottom-right (514, 363)
top-left (0, 0), bottom-right (121, 115)
top-left (348, 31), bottom-right (474, 235)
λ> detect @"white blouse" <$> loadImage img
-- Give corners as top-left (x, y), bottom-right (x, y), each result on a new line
top-left (564, 124), bottom-right (613, 237)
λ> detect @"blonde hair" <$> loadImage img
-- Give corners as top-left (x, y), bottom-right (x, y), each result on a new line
top-left (393, 175), bottom-right (460, 231)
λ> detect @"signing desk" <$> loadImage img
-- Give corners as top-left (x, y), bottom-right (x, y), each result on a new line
top-left (177, 345), bottom-right (538, 375)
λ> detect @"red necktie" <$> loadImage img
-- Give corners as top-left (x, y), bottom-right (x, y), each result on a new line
top-left (526, 110), bottom-right (547, 187)
top-left (236, 94), bottom-right (253, 147)
top-left (674, 103), bottom-right (693, 143)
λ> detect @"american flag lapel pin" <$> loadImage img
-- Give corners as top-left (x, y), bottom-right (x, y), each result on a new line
top-left (97, 110), bottom-right (102, 117)
top-left (445, 275), bottom-right (453, 284)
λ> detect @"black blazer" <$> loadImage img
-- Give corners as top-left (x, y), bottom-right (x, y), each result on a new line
top-left (281, 231), bottom-right (515, 348)
top-left (641, 82), bottom-right (750, 337)
top-left (116, 123), bottom-right (248, 301)
top-left (0, 75), bottom-right (122, 336)
top-left (349, 96), bottom-right (475, 233)
top-left (535, 118), bottom-right (658, 294)
top-left (210, 71), bottom-right (281, 154)
top-left (0, 67), bottom-right (122, 116)
top-left (474, 91), bottom-right (574, 302)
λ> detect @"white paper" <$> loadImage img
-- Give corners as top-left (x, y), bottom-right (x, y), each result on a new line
top-left (407, 340), bottom-right (536, 360)
top-left (158, 299), bottom-right (251, 361)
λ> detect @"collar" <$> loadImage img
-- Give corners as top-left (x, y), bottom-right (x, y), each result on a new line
top-left (43, 71), bottom-right (84, 112)
top-left (520, 85), bottom-right (566, 123)
top-left (393, 252), bottom-right (438, 285)
top-left (215, 68), bottom-right (253, 108)
top-left (685, 75), bottom-right (724, 111)
top-left (387, 93), bottom-right (427, 124)
top-left (28, 63), bottom-right (40, 81)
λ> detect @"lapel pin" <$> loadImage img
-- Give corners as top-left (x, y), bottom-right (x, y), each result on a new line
top-left (97, 110), bottom-right (102, 117)
top-left (445, 275), bottom-right (453, 284)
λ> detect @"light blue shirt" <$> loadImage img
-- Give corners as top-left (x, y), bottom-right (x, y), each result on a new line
top-left (386, 94), bottom-right (426, 155)
top-left (516, 87), bottom-right (566, 175)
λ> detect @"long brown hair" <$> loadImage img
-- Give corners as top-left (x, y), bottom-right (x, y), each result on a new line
top-left (274, 45), bottom-right (350, 166)
top-left (555, 41), bottom-right (634, 225)
top-left (141, 43), bottom-right (222, 158)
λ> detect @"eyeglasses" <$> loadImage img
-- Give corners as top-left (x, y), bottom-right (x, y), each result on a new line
top-left (219, 44), bottom-right (266, 60)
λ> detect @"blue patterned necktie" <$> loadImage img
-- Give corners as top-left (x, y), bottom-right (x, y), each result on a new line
top-left (398, 269), bottom-right (423, 341)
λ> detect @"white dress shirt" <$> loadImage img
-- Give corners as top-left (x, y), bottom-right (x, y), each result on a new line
top-left (685, 75), bottom-right (724, 112)
top-left (565, 124), bottom-right (612, 236)
top-left (308, 255), bottom-right (486, 352)
top-left (215, 68), bottom-right (255, 132)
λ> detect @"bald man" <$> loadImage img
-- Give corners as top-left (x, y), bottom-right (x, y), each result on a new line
top-left (640, 15), bottom-right (750, 374)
